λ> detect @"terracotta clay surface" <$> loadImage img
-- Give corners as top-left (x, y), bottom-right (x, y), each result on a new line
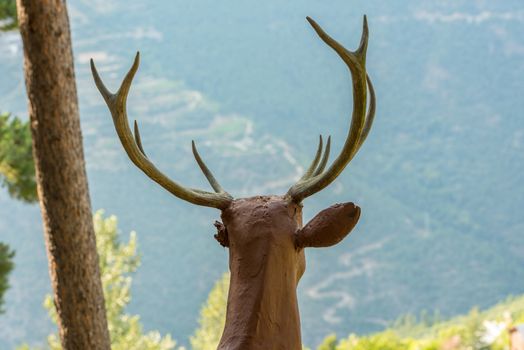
top-left (295, 202), bottom-right (360, 248)
top-left (218, 196), bottom-right (304, 350)
top-left (216, 196), bottom-right (360, 350)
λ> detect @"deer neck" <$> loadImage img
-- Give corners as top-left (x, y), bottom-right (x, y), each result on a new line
top-left (218, 243), bottom-right (305, 350)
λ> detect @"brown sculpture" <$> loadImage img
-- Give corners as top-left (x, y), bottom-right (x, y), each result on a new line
top-left (91, 16), bottom-right (375, 350)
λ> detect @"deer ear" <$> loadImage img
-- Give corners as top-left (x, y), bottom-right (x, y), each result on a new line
top-left (295, 202), bottom-right (360, 248)
top-left (213, 221), bottom-right (229, 247)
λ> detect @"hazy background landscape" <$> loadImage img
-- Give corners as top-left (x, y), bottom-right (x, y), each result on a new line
top-left (1, 0), bottom-right (523, 348)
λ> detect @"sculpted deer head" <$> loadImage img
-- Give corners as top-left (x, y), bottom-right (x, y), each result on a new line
top-left (92, 16), bottom-right (375, 350)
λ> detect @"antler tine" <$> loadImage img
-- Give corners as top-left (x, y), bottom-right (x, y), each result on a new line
top-left (191, 140), bottom-right (226, 194)
top-left (358, 74), bottom-right (376, 149)
top-left (298, 135), bottom-right (323, 181)
top-left (287, 16), bottom-right (373, 202)
top-left (312, 135), bottom-right (331, 176)
top-left (91, 52), bottom-right (233, 209)
top-left (133, 120), bottom-right (147, 156)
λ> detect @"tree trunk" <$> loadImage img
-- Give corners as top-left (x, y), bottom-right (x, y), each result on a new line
top-left (16, 1), bottom-right (111, 349)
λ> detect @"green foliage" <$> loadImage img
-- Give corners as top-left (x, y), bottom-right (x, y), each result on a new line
top-left (36, 211), bottom-right (178, 350)
top-left (0, 243), bottom-right (14, 314)
top-left (332, 331), bottom-right (428, 350)
top-left (190, 272), bottom-right (229, 350)
top-left (316, 333), bottom-right (337, 350)
top-left (318, 295), bottom-right (524, 350)
top-left (0, 0), bottom-right (16, 31)
top-left (0, 113), bottom-right (37, 203)
top-left (0, 112), bottom-right (29, 321)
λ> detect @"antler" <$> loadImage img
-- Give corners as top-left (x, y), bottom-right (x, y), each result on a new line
top-left (287, 16), bottom-right (376, 203)
top-left (91, 53), bottom-right (233, 209)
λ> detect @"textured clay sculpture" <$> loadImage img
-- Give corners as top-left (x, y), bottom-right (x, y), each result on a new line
top-left (92, 16), bottom-right (375, 350)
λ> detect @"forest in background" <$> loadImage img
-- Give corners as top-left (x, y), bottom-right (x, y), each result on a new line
top-left (1, 0), bottom-right (522, 348)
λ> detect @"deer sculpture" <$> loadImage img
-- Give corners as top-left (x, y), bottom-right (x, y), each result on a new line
top-left (91, 15), bottom-right (375, 350)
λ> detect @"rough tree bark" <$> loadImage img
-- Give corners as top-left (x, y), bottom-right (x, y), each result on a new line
top-left (16, 1), bottom-right (111, 349)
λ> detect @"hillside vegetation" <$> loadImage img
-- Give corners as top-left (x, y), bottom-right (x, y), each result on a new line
top-left (317, 295), bottom-right (524, 350)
